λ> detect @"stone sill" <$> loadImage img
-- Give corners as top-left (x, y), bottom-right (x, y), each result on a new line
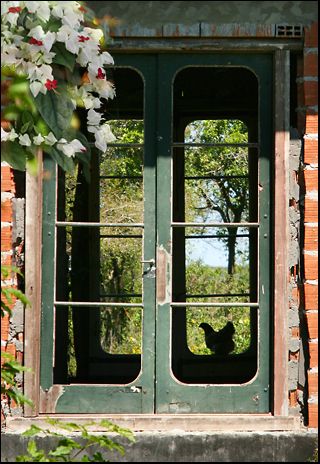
top-left (5, 414), bottom-right (304, 433)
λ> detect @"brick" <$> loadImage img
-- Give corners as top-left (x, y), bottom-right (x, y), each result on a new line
top-left (304, 53), bottom-right (318, 77)
top-left (304, 22), bottom-right (318, 48)
top-left (304, 81), bottom-right (318, 107)
top-left (304, 226), bottom-right (318, 250)
top-left (304, 138), bottom-right (318, 165)
top-left (304, 254), bottom-right (318, 280)
top-left (304, 283), bottom-right (319, 309)
top-left (304, 198), bottom-right (318, 223)
top-left (291, 327), bottom-right (300, 338)
top-left (1, 226), bottom-right (12, 251)
top-left (1, 314), bottom-right (9, 341)
top-left (308, 403), bottom-right (318, 428)
top-left (304, 169), bottom-right (319, 192)
top-left (308, 371), bottom-right (318, 395)
top-left (4, 343), bottom-right (16, 357)
top-left (309, 343), bottom-right (318, 369)
top-left (306, 312), bottom-right (318, 339)
top-left (1, 253), bottom-right (12, 266)
top-left (1, 166), bottom-right (15, 193)
top-left (306, 113), bottom-right (318, 134)
top-left (289, 390), bottom-right (298, 407)
top-left (1, 199), bottom-right (12, 223)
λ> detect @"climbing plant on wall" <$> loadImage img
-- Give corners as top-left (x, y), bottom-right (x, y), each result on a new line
top-left (1, 1), bottom-right (116, 173)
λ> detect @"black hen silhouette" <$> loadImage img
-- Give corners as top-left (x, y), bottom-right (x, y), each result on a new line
top-left (199, 321), bottom-right (235, 355)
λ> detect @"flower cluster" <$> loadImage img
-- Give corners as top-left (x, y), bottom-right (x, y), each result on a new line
top-left (1, 0), bottom-right (116, 163)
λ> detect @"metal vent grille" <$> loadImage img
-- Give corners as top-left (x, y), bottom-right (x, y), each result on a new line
top-left (276, 24), bottom-right (303, 37)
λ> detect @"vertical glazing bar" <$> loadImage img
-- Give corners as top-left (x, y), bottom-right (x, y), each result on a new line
top-left (40, 155), bottom-right (57, 391)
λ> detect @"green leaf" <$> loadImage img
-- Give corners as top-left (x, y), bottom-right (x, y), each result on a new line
top-left (1, 141), bottom-right (27, 171)
top-left (34, 88), bottom-right (74, 140)
top-left (44, 146), bottom-right (75, 174)
top-left (22, 425), bottom-right (44, 437)
top-left (51, 43), bottom-right (76, 72)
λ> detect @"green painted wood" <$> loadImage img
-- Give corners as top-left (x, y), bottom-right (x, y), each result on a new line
top-left (40, 155), bottom-right (57, 390)
top-left (41, 52), bottom-right (273, 414)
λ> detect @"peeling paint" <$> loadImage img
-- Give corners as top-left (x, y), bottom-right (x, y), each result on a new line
top-left (40, 385), bottom-right (65, 414)
top-left (156, 245), bottom-right (171, 305)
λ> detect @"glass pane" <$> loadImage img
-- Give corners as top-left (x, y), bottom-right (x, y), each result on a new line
top-left (185, 230), bottom-right (251, 301)
top-left (54, 305), bottom-right (141, 384)
top-left (55, 227), bottom-right (143, 303)
top-left (100, 234), bottom-right (143, 303)
top-left (99, 147), bottom-right (143, 224)
top-left (100, 307), bottom-right (142, 354)
top-left (186, 307), bottom-right (251, 355)
top-left (171, 305), bottom-right (258, 385)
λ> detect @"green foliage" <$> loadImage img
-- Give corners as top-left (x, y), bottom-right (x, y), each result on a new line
top-left (1, 265), bottom-right (33, 408)
top-left (15, 419), bottom-right (135, 462)
top-left (185, 260), bottom-right (251, 354)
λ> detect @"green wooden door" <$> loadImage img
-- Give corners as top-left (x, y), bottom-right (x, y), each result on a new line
top-left (40, 53), bottom-right (273, 414)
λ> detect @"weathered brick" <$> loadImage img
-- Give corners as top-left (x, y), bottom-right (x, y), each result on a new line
top-left (304, 225), bottom-right (318, 250)
top-left (308, 403), bottom-right (319, 428)
top-left (304, 283), bottom-right (319, 309)
top-left (304, 22), bottom-right (318, 48)
top-left (304, 198), bottom-right (318, 223)
top-left (1, 226), bottom-right (12, 251)
top-left (304, 138), bottom-right (318, 165)
top-left (304, 53), bottom-right (318, 77)
top-left (1, 199), bottom-right (13, 223)
top-left (306, 312), bottom-right (318, 339)
top-left (308, 371), bottom-right (318, 395)
top-left (4, 343), bottom-right (16, 357)
top-left (309, 343), bottom-right (318, 369)
top-left (304, 81), bottom-right (318, 107)
top-left (1, 166), bottom-right (15, 193)
top-left (1, 314), bottom-right (9, 341)
top-left (306, 113), bottom-right (318, 134)
top-left (304, 169), bottom-right (319, 192)
top-left (304, 254), bottom-right (318, 280)
top-left (291, 326), bottom-right (300, 338)
top-left (289, 390), bottom-right (298, 407)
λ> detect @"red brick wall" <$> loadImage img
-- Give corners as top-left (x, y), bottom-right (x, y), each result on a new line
top-left (299, 21), bottom-right (318, 429)
top-left (1, 163), bottom-right (18, 424)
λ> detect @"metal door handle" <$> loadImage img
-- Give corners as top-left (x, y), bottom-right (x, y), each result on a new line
top-left (141, 259), bottom-right (155, 266)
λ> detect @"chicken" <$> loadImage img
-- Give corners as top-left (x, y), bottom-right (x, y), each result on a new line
top-left (199, 321), bottom-right (235, 355)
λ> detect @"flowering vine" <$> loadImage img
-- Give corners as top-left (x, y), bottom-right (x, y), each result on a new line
top-left (1, 1), bottom-right (116, 173)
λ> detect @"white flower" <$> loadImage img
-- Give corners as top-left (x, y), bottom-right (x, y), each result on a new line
top-left (51, 2), bottom-right (83, 29)
top-left (1, 127), bottom-right (18, 142)
top-left (19, 133), bottom-right (31, 146)
top-left (56, 138), bottom-right (86, 157)
top-left (44, 132), bottom-right (57, 146)
top-left (93, 79), bottom-right (116, 100)
top-left (28, 26), bottom-right (56, 53)
top-left (29, 81), bottom-right (43, 97)
top-left (87, 108), bottom-right (102, 126)
top-left (33, 133), bottom-right (45, 145)
top-left (56, 25), bottom-right (80, 54)
top-left (24, 1), bottom-right (50, 22)
top-left (89, 123), bottom-right (116, 153)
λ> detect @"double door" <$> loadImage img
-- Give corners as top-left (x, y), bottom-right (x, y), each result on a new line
top-left (41, 53), bottom-right (273, 414)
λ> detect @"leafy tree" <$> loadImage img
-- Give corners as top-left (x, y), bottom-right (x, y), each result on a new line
top-left (185, 119), bottom-right (250, 274)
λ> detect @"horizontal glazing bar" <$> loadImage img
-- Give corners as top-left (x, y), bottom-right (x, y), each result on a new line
top-left (90, 142), bottom-right (144, 148)
top-left (171, 302), bottom-right (259, 308)
top-left (185, 175), bottom-right (249, 180)
top-left (185, 293), bottom-right (251, 298)
top-left (172, 142), bottom-right (259, 148)
top-left (55, 301), bottom-right (143, 308)
top-left (172, 222), bottom-right (259, 228)
top-left (100, 234), bottom-right (143, 239)
top-left (100, 175), bottom-right (143, 179)
top-left (56, 222), bottom-right (144, 228)
top-left (100, 293), bottom-right (142, 298)
top-left (185, 234), bottom-right (250, 239)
